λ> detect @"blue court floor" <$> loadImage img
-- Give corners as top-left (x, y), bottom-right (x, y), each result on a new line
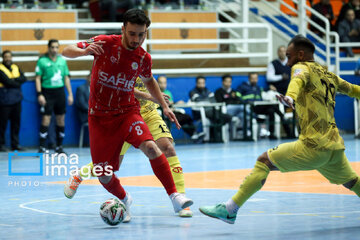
top-left (1, 135), bottom-right (360, 240)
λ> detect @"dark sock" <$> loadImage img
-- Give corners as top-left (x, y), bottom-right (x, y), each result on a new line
top-left (56, 125), bottom-right (65, 146)
top-left (39, 125), bottom-right (49, 148)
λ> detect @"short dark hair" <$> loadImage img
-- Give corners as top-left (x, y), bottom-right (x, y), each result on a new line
top-left (222, 74), bottom-right (232, 82)
top-left (288, 34), bottom-right (315, 54)
top-left (48, 39), bottom-right (59, 48)
top-left (248, 72), bottom-right (258, 78)
top-left (2, 50), bottom-right (11, 58)
top-left (196, 76), bottom-right (205, 83)
top-left (123, 9), bottom-right (151, 28)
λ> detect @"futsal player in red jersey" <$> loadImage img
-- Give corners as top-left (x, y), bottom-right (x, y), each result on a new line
top-left (62, 9), bottom-right (193, 222)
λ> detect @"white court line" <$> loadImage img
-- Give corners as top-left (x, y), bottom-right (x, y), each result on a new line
top-left (18, 189), bottom-right (360, 218)
top-left (0, 223), bottom-right (15, 227)
top-left (19, 190), bottom-right (164, 217)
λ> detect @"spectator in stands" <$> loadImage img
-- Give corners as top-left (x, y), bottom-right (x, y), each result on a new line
top-left (238, 72), bottom-right (292, 140)
top-left (214, 74), bottom-right (245, 121)
top-left (266, 45), bottom-right (291, 95)
top-left (35, 39), bottom-right (73, 154)
top-left (310, 0), bottom-right (335, 36)
top-left (336, 0), bottom-right (360, 30)
top-left (75, 72), bottom-right (90, 125)
top-left (157, 75), bottom-right (204, 142)
top-left (189, 76), bottom-right (233, 126)
top-left (338, 8), bottom-right (360, 57)
top-left (99, 0), bottom-right (135, 22)
top-left (0, 50), bottom-right (27, 152)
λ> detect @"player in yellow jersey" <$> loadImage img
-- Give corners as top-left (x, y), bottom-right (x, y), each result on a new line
top-left (64, 77), bottom-right (193, 219)
top-left (199, 35), bottom-right (360, 224)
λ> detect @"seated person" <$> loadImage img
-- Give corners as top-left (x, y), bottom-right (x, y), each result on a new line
top-left (266, 46), bottom-right (291, 95)
top-left (335, 0), bottom-right (360, 30)
top-left (214, 74), bottom-right (243, 119)
top-left (214, 74), bottom-right (247, 138)
top-left (75, 73), bottom-right (90, 124)
top-left (338, 9), bottom-right (360, 57)
top-left (189, 76), bottom-right (233, 125)
top-left (189, 76), bottom-right (234, 142)
top-left (310, 0), bottom-right (335, 36)
top-left (157, 75), bottom-right (204, 142)
top-left (237, 72), bottom-right (292, 139)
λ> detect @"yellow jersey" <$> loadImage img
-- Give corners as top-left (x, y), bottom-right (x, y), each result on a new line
top-left (134, 77), bottom-right (159, 114)
top-left (287, 61), bottom-right (360, 150)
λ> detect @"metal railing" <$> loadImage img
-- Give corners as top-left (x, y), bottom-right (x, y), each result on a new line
top-left (248, 0), bottom-right (360, 76)
top-left (0, 21), bottom-right (273, 77)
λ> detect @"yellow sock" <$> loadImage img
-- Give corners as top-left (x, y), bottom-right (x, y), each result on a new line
top-left (79, 162), bottom-right (94, 179)
top-left (167, 156), bottom-right (185, 193)
top-left (232, 161), bottom-right (270, 207)
top-left (351, 178), bottom-right (360, 197)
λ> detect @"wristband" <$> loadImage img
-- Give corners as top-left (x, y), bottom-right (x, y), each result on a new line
top-left (37, 92), bottom-right (43, 97)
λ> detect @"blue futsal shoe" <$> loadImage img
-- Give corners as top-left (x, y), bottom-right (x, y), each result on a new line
top-left (199, 203), bottom-right (236, 224)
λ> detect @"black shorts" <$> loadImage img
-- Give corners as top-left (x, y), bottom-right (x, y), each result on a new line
top-left (41, 87), bottom-right (66, 115)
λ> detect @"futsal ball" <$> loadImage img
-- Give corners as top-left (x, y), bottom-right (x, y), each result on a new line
top-left (99, 198), bottom-right (126, 226)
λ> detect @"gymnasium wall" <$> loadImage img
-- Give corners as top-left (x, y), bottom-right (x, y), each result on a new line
top-left (3, 74), bottom-right (359, 147)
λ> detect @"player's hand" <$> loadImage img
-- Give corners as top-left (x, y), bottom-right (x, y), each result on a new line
top-left (276, 94), bottom-right (294, 110)
top-left (67, 95), bottom-right (74, 106)
top-left (84, 41), bottom-right (105, 56)
top-left (38, 94), bottom-right (46, 106)
top-left (163, 107), bottom-right (181, 129)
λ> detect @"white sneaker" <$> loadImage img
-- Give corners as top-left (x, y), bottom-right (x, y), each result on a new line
top-left (179, 207), bottom-right (193, 217)
top-left (64, 174), bottom-right (82, 199)
top-left (170, 193), bottom-right (193, 213)
top-left (122, 192), bottom-right (133, 223)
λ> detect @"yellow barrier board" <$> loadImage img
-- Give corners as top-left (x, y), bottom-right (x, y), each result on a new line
top-left (0, 11), bottom-right (76, 53)
top-left (149, 11), bottom-right (218, 51)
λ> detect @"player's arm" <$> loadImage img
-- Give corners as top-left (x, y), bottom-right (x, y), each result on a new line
top-left (134, 89), bottom-right (170, 106)
top-left (143, 77), bottom-right (180, 129)
top-left (336, 76), bottom-right (360, 99)
top-left (62, 41), bottom-right (105, 58)
top-left (277, 65), bottom-right (307, 109)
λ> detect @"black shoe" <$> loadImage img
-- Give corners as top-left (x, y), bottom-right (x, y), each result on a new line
top-left (0, 145), bottom-right (8, 152)
top-left (11, 145), bottom-right (25, 151)
top-left (38, 147), bottom-right (47, 153)
top-left (55, 146), bottom-right (67, 155)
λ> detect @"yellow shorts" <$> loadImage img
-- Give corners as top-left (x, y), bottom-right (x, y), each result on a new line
top-left (120, 109), bottom-right (173, 156)
top-left (267, 140), bottom-right (358, 185)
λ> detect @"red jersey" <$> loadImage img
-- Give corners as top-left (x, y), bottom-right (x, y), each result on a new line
top-left (77, 35), bottom-right (152, 116)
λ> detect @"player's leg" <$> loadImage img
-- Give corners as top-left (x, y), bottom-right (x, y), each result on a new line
top-left (317, 149), bottom-right (360, 197)
top-left (156, 137), bottom-right (193, 217)
top-left (126, 111), bottom-right (193, 212)
top-left (88, 115), bottom-right (128, 202)
top-left (64, 141), bottom-right (131, 197)
top-left (144, 111), bottom-right (188, 197)
top-left (138, 140), bottom-right (193, 212)
top-left (199, 151), bottom-right (274, 224)
top-left (200, 140), bottom-right (317, 224)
